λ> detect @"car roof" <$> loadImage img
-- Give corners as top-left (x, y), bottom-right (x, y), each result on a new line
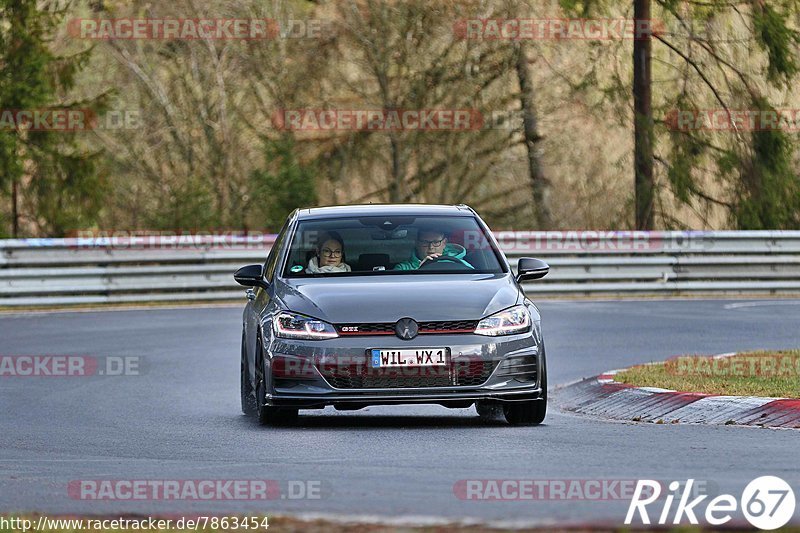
top-left (295, 204), bottom-right (474, 220)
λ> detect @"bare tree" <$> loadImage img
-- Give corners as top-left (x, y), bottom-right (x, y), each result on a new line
top-left (515, 41), bottom-right (552, 228)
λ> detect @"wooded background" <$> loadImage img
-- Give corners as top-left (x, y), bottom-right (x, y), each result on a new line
top-left (1, 0), bottom-right (799, 237)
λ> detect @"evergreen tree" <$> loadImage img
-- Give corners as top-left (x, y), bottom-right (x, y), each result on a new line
top-left (0, 0), bottom-right (108, 237)
top-left (250, 136), bottom-right (317, 231)
top-left (562, 0), bottom-right (800, 229)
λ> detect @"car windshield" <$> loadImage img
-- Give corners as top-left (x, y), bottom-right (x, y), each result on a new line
top-left (282, 215), bottom-right (505, 277)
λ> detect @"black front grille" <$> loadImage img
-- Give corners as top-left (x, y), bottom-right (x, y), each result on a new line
top-left (418, 320), bottom-right (479, 333)
top-left (335, 320), bottom-right (478, 336)
top-left (455, 360), bottom-right (498, 386)
top-left (318, 360), bottom-right (498, 389)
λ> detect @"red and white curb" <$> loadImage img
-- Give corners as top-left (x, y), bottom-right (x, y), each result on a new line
top-left (558, 356), bottom-right (800, 429)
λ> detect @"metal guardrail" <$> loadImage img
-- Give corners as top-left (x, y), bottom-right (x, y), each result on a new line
top-left (1, 231), bottom-right (800, 306)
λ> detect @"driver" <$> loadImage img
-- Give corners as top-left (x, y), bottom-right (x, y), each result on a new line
top-left (393, 227), bottom-right (472, 270)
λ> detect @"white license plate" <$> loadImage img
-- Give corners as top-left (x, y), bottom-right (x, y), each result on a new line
top-left (370, 348), bottom-right (448, 368)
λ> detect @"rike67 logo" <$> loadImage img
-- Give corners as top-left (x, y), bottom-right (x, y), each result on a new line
top-left (626, 477), bottom-right (796, 530)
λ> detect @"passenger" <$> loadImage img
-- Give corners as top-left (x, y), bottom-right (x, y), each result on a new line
top-left (306, 231), bottom-right (352, 274)
top-left (394, 227), bottom-right (472, 270)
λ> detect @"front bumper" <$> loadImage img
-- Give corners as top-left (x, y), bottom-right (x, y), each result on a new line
top-left (263, 332), bottom-right (543, 409)
top-left (267, 387), bottom-right (544, 408)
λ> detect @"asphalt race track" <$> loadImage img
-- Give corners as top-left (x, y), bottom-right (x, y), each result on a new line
top-left (1, 299), bottom-right (799, 527)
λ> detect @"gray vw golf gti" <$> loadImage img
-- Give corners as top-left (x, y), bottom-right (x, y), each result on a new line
top-left (235, 204), bottom-right (550, 425)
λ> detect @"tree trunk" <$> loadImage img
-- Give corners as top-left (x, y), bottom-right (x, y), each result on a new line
top-left (633, 0), bottom-right (655, 229)
top-left (11, 177), bottom-right (19, 238)
top-left (515, 42), bottom-right (552, 229)
top-left (388, 133), bottom-right (403, 203)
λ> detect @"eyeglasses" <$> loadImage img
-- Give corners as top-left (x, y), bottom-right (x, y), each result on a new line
top-left (321, 248), bottom-right (343, 257)
top-left (418, 238), bottom-right (445, 247)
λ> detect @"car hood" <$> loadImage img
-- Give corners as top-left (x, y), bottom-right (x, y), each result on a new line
top-left (275, 274), bottom-right (520, 323)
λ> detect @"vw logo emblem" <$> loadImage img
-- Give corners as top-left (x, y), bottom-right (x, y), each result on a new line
top-left (395, 318), bottom-right (419, 340)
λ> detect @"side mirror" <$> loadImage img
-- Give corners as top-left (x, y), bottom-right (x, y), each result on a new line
top-left (234, 264), bottom-right (268, 289)
top-left (516, 257), bottom-right (549, 283)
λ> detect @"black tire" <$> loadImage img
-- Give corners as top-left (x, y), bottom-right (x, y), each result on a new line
top-left (503, 349), bottom-right (547, 426)
top-left (241, 331), bottom-right (257, 416)
top-left (254, 336), bottom-right (299, 426)
top-left (475, 400), bottom-right (503, 420)
top-left (503, 398), bottom-right (546, 425)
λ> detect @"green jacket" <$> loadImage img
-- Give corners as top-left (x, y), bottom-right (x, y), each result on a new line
top-left (393, 243), bottom-right (470, 270)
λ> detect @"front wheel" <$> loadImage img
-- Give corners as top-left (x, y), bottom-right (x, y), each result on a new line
top-left (256, 380), bottom-right (298, 426)
top-left (503, 398), bottom-right (546, 425)
top-left (503, 350), bottom-right (547, 425)
top-left (254, 337), bottom-right (298, 426)
top-left (475, 400), bottom-right (503, 420)
top-left (241, 331), bottom-right (256, 416)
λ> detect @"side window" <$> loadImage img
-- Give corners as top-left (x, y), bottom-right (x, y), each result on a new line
top-left (264, 220), bottom-right (291, 282)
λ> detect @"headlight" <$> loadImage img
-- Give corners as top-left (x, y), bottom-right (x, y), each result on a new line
top-left (475, 305), bottom-right (531, 336)
top-left (273, 312), bottom-right (339, 340)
